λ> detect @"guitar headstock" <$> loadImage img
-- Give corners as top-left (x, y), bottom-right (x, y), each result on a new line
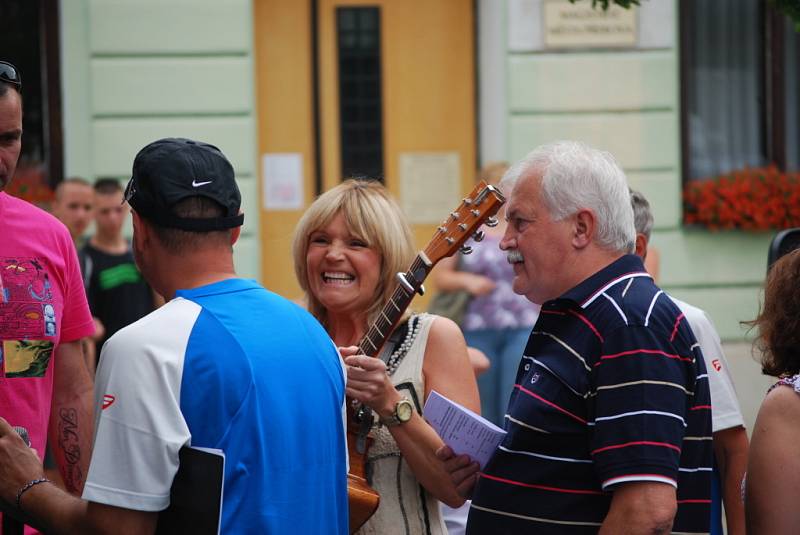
top-left (423, 180), bottom-right (506, 266)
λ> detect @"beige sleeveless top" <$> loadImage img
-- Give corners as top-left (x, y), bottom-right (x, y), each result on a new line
top-left (355, 313), bottom-right (447, 535)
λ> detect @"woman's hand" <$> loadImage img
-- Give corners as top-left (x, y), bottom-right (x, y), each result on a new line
top-left (341, 346), bottom-right (401, 419)
top-left (430, 255), bottom-right (495, 296)
top-left (465, 274), bottom-right (495, 297)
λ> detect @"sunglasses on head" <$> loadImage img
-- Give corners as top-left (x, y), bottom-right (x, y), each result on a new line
top-left (0, 61), bottom-right (22, 92)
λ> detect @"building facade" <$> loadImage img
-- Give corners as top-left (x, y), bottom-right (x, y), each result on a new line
top-left (6, 0), bottom-right (797, 355)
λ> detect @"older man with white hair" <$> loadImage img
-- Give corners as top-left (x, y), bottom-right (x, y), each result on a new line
top-left (438, 141), bottom-right (712, 534)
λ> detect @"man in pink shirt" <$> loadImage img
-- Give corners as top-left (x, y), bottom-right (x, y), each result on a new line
top-left (0, 59), bottom-right (94, 512)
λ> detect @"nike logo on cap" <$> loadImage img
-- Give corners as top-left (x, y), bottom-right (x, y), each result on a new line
top-left (192, 179), bottom-right (213, 187)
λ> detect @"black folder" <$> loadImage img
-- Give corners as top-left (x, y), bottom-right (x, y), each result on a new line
top-left (156, 446), bottom-right (225, 535)
top-left (1, 446), bottom-right (225, 535)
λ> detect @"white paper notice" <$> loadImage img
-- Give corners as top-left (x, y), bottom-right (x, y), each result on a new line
top-left (424, 390), bottom-right (506, 469)
top-left (399, 152), bottom-right (461, 224)
top-left (262, 153), bottom-right (303, 210)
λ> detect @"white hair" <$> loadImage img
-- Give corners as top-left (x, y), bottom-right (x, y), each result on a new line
top-left (629, 189), bottom-right (654, 240)
top-left (500, 140), bottom-right (635, 254)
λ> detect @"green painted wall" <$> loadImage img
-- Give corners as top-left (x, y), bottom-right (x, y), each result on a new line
top-left (60, 0), bottom-right (260, 281)
top-left (502, 0), bottom-right (769, 341)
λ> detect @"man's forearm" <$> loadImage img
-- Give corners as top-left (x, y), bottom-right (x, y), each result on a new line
top-left (599, 482), bottom-right (676, 535)
top-left (16, 479), bottom-right (89, 535)
top-left (599, 511), bottom-right (673, 535)
top-left (49, 341), bottom-right (95, 494)
top-left (715, 426), bottom-right (749, 535)
top-left (49, 392), bottom-right (93, 494)
top-left (16, 481), bottom-right (158, 535)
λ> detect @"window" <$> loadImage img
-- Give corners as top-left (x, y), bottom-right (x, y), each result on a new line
top-left (336, 7), bottom-right (384, 181)
top-left (680, 0), bottom-right (799, 181)
top-left (1, 0), bottom-right (63, 196)
top-left (785, 18), bottom-right (799, 170)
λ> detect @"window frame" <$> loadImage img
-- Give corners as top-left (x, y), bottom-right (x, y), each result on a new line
top-left (42, 0), bottom-right (64, 187)
top-left (679, 0), bottom-right (790, 184)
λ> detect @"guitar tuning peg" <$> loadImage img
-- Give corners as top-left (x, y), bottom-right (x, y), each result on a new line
top-left (473, 230), bottom-right (485, 242)
top-left (485, 216), bottom-right (499, 228)
top-left (460, 245), bottom-right (473, 255)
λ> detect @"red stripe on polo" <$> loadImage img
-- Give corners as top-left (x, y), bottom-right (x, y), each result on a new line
top-left (515, 384), bottom-right (587, 424)
top-left (592, 440), bottom-right (681, 455)
top-left (568, 309), bottom-right (605, 342)
top-left (670, 313), bottom-right (686, 342)
top-left (594, 348), bottom-right (693, 367)
top-left (480, 473), bottom-right (605, 495)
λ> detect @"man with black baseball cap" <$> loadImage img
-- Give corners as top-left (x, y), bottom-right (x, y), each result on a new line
top-left (0, 137), bottom-right (349, 534)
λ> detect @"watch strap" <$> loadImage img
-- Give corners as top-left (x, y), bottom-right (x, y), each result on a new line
top-left (380, 398), bottom-right (413, 426)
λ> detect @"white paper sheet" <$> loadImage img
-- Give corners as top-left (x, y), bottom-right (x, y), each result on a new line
top-left (424, 390), bottom-right (506, 469)
top-left (262, 153), bottom-right (303, 210)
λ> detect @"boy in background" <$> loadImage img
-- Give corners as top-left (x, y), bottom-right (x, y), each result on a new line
top-left (82, 178), bottom-right (158, 364)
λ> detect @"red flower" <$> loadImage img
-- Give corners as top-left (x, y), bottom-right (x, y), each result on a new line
top-left (683, 166), bottom-right (800, 231)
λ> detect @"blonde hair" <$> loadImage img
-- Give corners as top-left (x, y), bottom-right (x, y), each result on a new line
top-left (292, 179), bottom-right (416, 330)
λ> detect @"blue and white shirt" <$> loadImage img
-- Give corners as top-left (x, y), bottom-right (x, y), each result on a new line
top-left (83, 278), bottom-right (348, 534)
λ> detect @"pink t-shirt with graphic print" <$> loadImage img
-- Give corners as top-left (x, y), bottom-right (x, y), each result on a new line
top-left (0, 191), bottom-right (94, 458)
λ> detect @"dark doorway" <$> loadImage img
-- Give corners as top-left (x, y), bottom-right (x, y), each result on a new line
top-left (0, 0), bottom-right (62, 200)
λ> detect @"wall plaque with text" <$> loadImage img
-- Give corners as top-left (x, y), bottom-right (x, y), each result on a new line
top-left (543, 1), bottom-right (637, 49)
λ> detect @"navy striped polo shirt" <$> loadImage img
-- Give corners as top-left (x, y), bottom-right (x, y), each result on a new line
top-left (467, 254), bottom-right (712, 534)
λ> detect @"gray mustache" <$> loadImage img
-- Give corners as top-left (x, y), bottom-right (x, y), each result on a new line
top-left (507, 250), bottom-right (524, 264)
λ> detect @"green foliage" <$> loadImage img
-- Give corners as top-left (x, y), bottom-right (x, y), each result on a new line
top-left (771, 0), bottom-right (800, 32)
top-left (569, 0), bottom-right (799, 32)
top-left (567, 0), bottom-right (641, 10)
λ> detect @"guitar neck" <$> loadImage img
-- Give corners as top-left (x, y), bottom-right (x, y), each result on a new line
top-left (357, 254), bottom-right (431, 358)
top-left (354, 180), bottom-right (505, 359)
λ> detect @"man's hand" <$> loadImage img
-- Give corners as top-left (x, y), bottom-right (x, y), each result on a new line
top-left (435, 445), bottom-right (480, 499)
top-left (599, 481), bottom-right (676, 535)
top-left (0, 417), bottom-right (46, 505)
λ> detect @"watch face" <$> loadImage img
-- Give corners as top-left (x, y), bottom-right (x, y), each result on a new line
top-left (397, 400), bottom-right (413, 422)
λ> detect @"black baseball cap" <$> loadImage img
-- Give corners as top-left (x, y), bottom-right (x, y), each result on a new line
top-left (124, 138), bottom-right (244, 231)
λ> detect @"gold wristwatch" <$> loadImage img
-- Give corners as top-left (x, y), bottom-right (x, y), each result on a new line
top-left (380, 398), bottom-right (414, 426)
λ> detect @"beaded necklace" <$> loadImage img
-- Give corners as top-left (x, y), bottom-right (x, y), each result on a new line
top-left (385, 315), bottom-right (420, 376)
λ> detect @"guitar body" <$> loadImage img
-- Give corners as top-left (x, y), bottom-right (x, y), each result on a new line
top-left (347, 406), bottom-right (379, 533)
top-left (347, 473), bottom-right (379, 533)
top-left (344, 181), bottom-right (505, 532)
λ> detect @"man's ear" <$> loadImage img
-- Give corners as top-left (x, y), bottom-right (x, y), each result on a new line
top-left (635, 233), bottom-right (648, 260)
top-left (132, 211), bottom-right (150, 247)
top-left (231, 225), bottom-right (241, 245)
top-left (572, 209), bottom-right (595, 249)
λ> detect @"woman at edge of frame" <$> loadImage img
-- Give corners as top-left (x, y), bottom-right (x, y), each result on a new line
top-left (292, 179), bottom-right (480, 534)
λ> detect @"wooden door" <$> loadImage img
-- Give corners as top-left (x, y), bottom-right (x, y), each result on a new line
top-left (254, 0), bottom-right (475, 301)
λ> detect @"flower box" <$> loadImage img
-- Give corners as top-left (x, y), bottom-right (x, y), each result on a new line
top-left (6, 165), bottom-right (54, 209)
top-left (683, 166), bottom-right (800, 231)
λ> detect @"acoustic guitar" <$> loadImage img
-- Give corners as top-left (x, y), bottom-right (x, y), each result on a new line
top-left (347, 180), bottom-right (506, 533)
